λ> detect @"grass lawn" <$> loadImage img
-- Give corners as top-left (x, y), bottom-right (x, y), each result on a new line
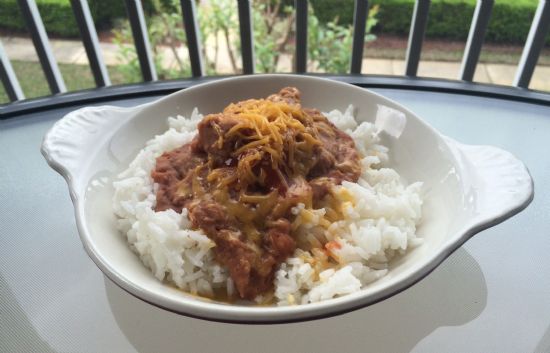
top-left (2, 43), bottom-right (549, 104)
top-left (0, 61), bottom-right (129, 104)
top-left (365, 35), bottom-right (550, 65)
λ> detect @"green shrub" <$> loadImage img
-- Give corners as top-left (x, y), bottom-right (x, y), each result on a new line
top-left (0, 0), bottom-right (158, 37)
top-left (0, 0), bottom-right (546, 44)
top-left (370, 0), bottom-right (413, 35)
top-left (36, 0), bottom-right (78, 36)
top-left (311, 0), bottom-right (548, 44)
top-left (425, 1), bottom-right (475, 40)
top-left (486, 1), bottom-right (538, 43)
top-left (310, 0), bottom-right (355, 25)
top-left (89, 0), bottom-right (159, 29)
top-left (112, 0), bottom-right (378, 79)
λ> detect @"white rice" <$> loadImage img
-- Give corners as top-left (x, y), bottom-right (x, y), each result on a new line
top-left (112, 105), bottom-right (423, 304)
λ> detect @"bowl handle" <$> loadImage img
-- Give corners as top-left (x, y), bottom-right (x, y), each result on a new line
top-left (451, 139), bottom-right (534, 225)
top-left (41, 105), bottom-right (139, 192)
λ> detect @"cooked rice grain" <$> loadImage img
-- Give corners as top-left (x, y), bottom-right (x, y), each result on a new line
top-left (112, 105), bottom-right (423, 305)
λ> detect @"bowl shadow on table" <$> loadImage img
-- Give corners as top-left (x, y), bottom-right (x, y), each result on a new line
top-left (104, 247), bottom-right (487, 353)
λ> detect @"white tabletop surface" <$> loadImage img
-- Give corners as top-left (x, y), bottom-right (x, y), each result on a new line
top-left (1, 88), bottom-right (549, 353)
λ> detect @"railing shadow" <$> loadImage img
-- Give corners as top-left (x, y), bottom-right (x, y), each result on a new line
top-left (0, 273), bottom-right (57, 352)
top-left (104, 247), bottom-right (488, 353)
top-left (534, 321), bottom-right (550, 353)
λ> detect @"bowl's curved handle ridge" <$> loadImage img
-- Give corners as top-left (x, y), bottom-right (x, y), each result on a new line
top-left (41, 105), bottom-right (136, 190)
top-left (453, 140), bottom-right (534, 225)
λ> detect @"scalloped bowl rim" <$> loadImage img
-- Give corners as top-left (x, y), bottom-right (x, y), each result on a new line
top-left (41, 74), bottom-right (534, 323)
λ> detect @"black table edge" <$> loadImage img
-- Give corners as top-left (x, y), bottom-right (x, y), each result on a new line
top-left (2, 74), bottom-right (550, 119)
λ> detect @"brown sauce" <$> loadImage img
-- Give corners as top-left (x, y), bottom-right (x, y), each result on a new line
top-left (151, 87), bottom-right (361, 300)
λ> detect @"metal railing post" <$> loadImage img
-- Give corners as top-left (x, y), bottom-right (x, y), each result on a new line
top-left (181, 0), bottom-right (204, 77)
top-left (351, 0), bottom-right (369, 74)
top-left (295, 0), bottom-right (308, 73)
top-left (514, 0), bottom-right (550, 88)
top-left (124, 0), bottom-right (157, 82)
top-left (71, 0), bottom-right (111, 87)
top-left (405, 0), bottom-right (431, 76)
top-left (459, 0), bottom-right (494, 81)
top-left (237, 0), bottom-right (255, 74)
top-left (0, 41), bottom-right (25, 102)
top-left (17, 0), bottom-right (66, 93)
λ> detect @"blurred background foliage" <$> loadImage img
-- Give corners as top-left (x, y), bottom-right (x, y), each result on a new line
top-left (0, 0), bottom-right (545, 44)
top-left (1, 0), bottom-right (549, 103)
top-left (112, 0), bottom-right (379, 80)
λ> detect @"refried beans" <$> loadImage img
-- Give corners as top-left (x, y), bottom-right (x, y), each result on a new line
top-left (150, 87), bottom-right (361, 299)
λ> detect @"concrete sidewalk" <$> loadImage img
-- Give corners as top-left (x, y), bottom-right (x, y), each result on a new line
top-left (2, 35), bottom-right (549, 91)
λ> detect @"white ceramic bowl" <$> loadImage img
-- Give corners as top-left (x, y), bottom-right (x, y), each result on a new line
top-left (41, 75), bottom-right (533, 323)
